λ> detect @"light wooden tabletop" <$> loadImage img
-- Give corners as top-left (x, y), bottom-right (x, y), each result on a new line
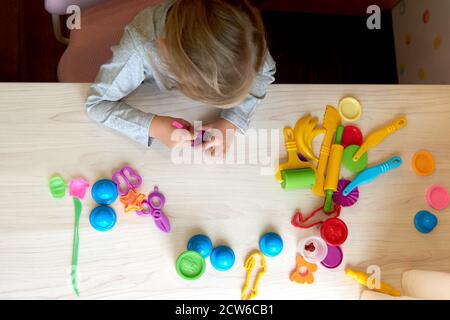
top-left (0, 83), bottom-right (449, 300)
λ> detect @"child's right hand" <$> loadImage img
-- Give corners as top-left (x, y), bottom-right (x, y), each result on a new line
top-left (149, 115), bottom-right (194, 149)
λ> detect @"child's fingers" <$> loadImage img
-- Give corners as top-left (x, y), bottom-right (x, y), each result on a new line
top-left (171, 129), bottom-right (195, 143)
top-left (199, 123), bottom-right (214, 131)
top-left (200, 137), bottom-right (219, 151)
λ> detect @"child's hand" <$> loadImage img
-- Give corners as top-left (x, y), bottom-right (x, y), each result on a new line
top-left (199, 119), bottom-right (237, 158)
top-left (149, 115), bottom-right (194, 149)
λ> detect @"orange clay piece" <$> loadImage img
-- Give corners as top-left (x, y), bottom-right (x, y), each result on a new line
top-left (120, 189), bottom-right (146, 213)
top-left (290, 256), bottom-right (318, 284)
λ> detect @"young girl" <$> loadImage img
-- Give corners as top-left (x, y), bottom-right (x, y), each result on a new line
top-left (86, 0), bottom-right (275, 157)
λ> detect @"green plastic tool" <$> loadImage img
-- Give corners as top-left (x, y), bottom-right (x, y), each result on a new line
top-left (71, 197), bottom-right (82, 296)
top-left (343, 145), bottom-right (369, 173)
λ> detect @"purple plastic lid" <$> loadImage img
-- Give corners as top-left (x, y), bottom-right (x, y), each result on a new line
top-left (320, 245), bottom-right (343, 269)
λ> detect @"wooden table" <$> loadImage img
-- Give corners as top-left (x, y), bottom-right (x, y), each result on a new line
top-left (0, 83), bottom-right (449, 299)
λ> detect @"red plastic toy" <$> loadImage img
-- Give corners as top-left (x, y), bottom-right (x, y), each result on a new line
top-left (341, 125), bottom-right (363, 148)
top-left (320, 218), bottom-right (348, 246)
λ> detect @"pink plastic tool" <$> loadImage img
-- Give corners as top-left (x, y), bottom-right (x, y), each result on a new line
top-left (112, 166), bottom-right (143, 196)
top-left (291, 205), bottom-right (341, 229)
top-left (171, 120), bottom-right (204, 147)
top-left (426, 185), bottom-right (449, 211)
top-left (333, 179), bottom-right (359, 207)
top-left (172, 120), bottom-right (186, 129)
top-left (137, 186), bottom-right (171, 233)
top-left (69, 178), bottom-right (90, 200)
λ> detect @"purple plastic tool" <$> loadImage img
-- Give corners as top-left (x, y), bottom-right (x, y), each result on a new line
top-left (136, 186), bottom-right (171, 233)
top-left (333, 179), bottom-right (359, 207)
top-left (112, 166), bottom-right (143, 196)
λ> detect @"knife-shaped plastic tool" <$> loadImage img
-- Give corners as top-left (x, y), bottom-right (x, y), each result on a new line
top-left (343, 156), bottom-right (402, 196)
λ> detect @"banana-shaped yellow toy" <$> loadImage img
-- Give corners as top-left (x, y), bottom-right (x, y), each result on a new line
top-left (294, 115), bottom-right (325, 162)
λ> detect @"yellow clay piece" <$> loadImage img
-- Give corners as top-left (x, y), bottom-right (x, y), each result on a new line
top-left (275, 127), bottom-right (316, 183)
top-left (345, 268), bottom-right (401, 297)
top-left (353, 116), bottom-right (407, 162)
top-left (242, 252), bottom-right (266, 300)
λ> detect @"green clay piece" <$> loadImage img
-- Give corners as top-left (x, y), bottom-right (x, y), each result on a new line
top-left (343, 145), bottom-right (368, 173)
top-left (71, 197), bottom-right (82, 296)
top-left (281, 168), bottom-right (316, 190)
top-left (176, 251), bottom-right (206, 280)
top-left (49, 175), bottom-right (67, 199)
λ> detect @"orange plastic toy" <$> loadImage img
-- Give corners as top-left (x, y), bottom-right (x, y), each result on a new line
top-left (120, 189), bottom-right (146, 213)
top-left (412, 150), bottom-right (435, 176)
top-left (290, 256), bottom-right (317, 284)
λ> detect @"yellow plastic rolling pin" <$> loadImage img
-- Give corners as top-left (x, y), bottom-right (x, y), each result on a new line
top-left (353, 116), bottom-right (407, 162)
top-left (311, 106), bottom-right (341, 197)
top-left (242, 252), bottom-right (266, 300)
top-left (346, 268), bottom-right (401, 297)
top-left (323, 125), bottom-right (344, 212)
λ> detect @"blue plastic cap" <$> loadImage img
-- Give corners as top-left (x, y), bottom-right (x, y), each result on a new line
top-left (259, 232), bottom-right (283, 257)
top-left (210, 246), bottom-right (235, 271)
top-left (90, 205), bottom-right (117, 232)
top-left (91, 179), bottom-right (118, 205)
top-left (187, 234), bottom-right (213, 258)
top-left (414, 210), bottom-right (438, 234)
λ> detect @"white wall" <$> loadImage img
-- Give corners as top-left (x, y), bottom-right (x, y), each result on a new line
top-left (392, 0), bottom-right (450, 84)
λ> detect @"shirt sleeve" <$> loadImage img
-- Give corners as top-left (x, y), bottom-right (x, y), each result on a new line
top-left (220, 52), bottom-right (276, 133)
top-left (85, 27), bottom-right (155, 147)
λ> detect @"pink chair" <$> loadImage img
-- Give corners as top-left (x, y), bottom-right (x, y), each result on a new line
top-left (45, 0), bottom-right (163, 82)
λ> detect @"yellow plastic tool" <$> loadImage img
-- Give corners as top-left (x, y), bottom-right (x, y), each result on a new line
top-left (353, 116), bottom-right (407, 162)
top-left (323, 126), bottom-right (344, 212)
top-left (242, 252), bottom-right (266, 300)
top-left (311, 106), bottom-right (341, 197)
top-left (294, 115), bottom-right (325, 162)
top-left (275, 127), bottom-right (316, 183)
top-left (346, 268), bottom-right (401, 297)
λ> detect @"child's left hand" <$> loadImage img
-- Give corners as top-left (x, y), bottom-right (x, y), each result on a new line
top-left (199, 119), bottom-right (237, 159)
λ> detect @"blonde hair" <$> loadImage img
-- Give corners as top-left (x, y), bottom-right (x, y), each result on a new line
top-left (162, 0), bottom-right (267, 107)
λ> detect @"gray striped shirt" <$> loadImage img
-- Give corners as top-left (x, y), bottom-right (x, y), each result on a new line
top-left (85, 0), bottom-right (276, 147)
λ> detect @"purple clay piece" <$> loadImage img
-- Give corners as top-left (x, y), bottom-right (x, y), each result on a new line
top-left (333, 179), bottom-right (359, 207)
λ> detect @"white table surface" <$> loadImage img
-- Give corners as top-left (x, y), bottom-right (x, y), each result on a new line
top-left (0, 83), bottom-right (449, 299)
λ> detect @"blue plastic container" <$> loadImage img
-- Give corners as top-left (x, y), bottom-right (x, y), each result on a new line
top-left (210, 246), bottom-right (235, 271)
top-left (90, 205), bottom-right (117, 232)
top-left (259, 232), bottom-right (283, 257)
top-left (91, 179), bottom-right (118, 205)
top-left (187, 234), bottom-right (213, 258)
top-left (414, 210), bottom-right (438, 234)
